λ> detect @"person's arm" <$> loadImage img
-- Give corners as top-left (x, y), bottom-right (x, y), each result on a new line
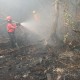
top-left (11, 24), bottom-right (16, 29)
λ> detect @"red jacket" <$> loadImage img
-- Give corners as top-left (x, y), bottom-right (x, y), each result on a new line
top-left (7, 23), bottom-right (16, 32)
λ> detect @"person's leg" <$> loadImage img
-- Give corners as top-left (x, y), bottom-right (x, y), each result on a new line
top-left (12, 32), bottom-right (19, 48)
top-left (8, 32), bottom-right (15, 48)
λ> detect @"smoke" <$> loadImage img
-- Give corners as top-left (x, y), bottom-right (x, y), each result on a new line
top-left (20, 0), bottom-right (55, 46)
top-left (0, 0), bottom-right (56, 46)
top-left (21, 14), bottom-right (53, 45)
top-left (0, 0), bottom-right (76, 46)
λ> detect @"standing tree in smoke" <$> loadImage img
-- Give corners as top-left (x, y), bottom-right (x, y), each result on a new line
top-left (50, 0), bottom-right (60, 46)
top-left (53, 0), bottom-right (59, 34)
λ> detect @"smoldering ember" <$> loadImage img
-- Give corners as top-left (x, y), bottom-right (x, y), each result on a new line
top-left (0, 0), bottom-right (80, 80)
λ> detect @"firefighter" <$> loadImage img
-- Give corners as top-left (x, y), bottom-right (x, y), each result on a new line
top-left (6, 16), bottom-right (18, 48)
top-left (32, 10), bottom-right (40, 22)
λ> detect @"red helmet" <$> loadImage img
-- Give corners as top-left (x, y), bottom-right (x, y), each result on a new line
top-left (6, 16), bottom-right (12, 21)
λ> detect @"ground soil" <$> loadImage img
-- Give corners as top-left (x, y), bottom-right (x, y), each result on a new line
top-left (0, 39), bottom-right (80, 80)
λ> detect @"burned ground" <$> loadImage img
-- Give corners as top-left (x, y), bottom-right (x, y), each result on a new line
top-left (0, 39), bottom-right (80, 80)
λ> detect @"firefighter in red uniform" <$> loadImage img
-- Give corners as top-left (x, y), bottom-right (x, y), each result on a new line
top-left (32, 10), bottom-right (40, 22)
top-left (6, 16), bottom-right (18, 48)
